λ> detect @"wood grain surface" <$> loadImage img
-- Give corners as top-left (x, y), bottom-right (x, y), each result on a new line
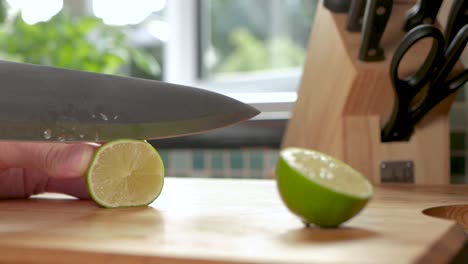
top-left (0, 178), bottom-right (467, 264)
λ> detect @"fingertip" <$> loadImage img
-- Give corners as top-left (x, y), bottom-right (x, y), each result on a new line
top-left (60, 144), bottom-right (96, 178)
top-left (0, 142), bottom-right (98, 179)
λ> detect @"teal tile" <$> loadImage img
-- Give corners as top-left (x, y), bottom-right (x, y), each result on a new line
top-left (249, 151), bottom-right (264, 170)
top-left (450, 132), bottom-right (465, 151)
top-left (211, 151), bottom-right (223, 169)
top-left (269, 153), bottom-right (279, 167)
top-left (455, 85), bottom-right (465, 102)
top-left (230, 151), bottom-right (243, 169)
top-left (450, 156), bottom-right (465, 175)
top-left (173, 152), bottom-right (190, 169)
top-left (193, 151), bottom-right (205, 170)
top-left (451, 175), bottom-right (466, 184)
top-left (449, 107), bottom-right (465, 129)
top-left (158, 150), bottom-right (169, 168)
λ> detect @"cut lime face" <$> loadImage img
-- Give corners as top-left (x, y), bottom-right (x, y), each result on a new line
top-left (276, 147), bottom-right (373, 228)
top-left (86, 139), bottom-right (164, 208)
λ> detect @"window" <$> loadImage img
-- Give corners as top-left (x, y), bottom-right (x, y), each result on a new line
top-left (166, 0), bottom-right (318, 119)
top-left (198, 0), bottom-right (316, 79)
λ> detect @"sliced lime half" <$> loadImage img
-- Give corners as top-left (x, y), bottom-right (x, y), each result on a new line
top-left (86, 139), bottom-right (164, 208)
top-left (276, 147), bottom-right (373, 227)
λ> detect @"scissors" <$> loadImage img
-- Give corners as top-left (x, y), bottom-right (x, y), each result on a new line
top-left (381, 24), bottom-right (468, 142)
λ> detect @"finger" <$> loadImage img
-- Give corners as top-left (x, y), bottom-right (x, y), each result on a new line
top-left (46, 176), bottom-right (90, 199)
top-left (0, 168), bottom-right (48, 199)
top-left (0, 168), bottom-right (90, 199)
top-left (0, 142), bottom-right (96, 178)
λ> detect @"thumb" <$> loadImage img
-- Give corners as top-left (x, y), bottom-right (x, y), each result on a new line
top-left (0, 142), bottom-right (96, 178)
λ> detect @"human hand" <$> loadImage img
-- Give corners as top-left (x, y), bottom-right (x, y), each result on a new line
top-left (0, 141), bottom-right (97, 199)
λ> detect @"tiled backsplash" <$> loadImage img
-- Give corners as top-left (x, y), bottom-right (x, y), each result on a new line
top-left (449, 87), bottom-right (466, 183)
top-left (157, 149), bottom-right (279, 179)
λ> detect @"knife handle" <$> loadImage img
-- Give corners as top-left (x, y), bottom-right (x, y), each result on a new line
top-left (359, 0), bottom-right (393, 62)
top-left (445, 0), bottom-right (468, 46)
top-left (324, 0), bottom-right (351, 13)
top-left (347, 0), bottom-right (367, 32)
top-left (403, 0), bottom-right (443, 32)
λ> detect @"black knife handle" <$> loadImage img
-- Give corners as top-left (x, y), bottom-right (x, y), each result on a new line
top-left (359, 0), bottom-right (393, 61)
top-left (324, 0), bottom-right (351, 13)
top-left (445, 0), bottom-right (468, 46)
top-left (403, 0), bottom-right (443, 32)
top-left (347, 0), bottom-right (367, 32)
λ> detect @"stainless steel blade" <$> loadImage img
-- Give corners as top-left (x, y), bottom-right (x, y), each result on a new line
top-left (0, 60), bottom-right (260, 142)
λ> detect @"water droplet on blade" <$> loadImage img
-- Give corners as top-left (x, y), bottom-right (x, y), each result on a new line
top-left (43, 129), bottom-right (52, 140)
top-left (100, 113), bottom-right (108, 121)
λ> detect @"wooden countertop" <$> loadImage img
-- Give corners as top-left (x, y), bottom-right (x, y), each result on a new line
top-left (0, 178), bottom-right (467, 264)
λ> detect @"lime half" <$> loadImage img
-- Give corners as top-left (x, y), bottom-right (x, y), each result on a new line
top-left (86, 139), bottom-right (164, 208)
top-left (276, 147), bottom-right (373, 228)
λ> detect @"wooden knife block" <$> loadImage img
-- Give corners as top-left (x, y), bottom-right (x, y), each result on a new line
top-left (282, 2), bottom-right (464, 185)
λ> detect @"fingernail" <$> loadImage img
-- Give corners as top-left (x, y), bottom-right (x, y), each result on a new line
top-left (62, 144), bottom-right (95, 178)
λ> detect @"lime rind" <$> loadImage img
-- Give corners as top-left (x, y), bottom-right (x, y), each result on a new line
top-left (86, 139), bottom-right (165, 208)
top-left (276, 147), bottom-right (373, 227)
top-left (281, 147), bottom-right (373, 199)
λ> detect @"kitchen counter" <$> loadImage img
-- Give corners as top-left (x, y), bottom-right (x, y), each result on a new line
top-left (0, 177), bottom-right (467, 263)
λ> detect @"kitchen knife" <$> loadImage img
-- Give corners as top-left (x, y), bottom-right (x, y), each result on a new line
top-left (323, 0), bottom-right (351, 13)
top-left (358, 0), bottom-right (393, 61)
top-left (445, 0), bottom-right (468, 46)
top-left (0, 60), bottom-right (259, 142)
top-left (347, 0), bottom-right (367, 32)
top-left (403, 0), bottom-right (443, 32)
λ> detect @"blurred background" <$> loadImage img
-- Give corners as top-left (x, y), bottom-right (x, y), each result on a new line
top-left (0, 0), bottom-right (315, 84)
top-left (0, 0), bottom-right (466, 182)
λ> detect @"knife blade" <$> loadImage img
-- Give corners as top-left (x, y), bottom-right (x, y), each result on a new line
top-left (445, 0), bottom-right (468, 46)
top-left (403, 0), bottom-right (443, 32)
top-left (323, 0), bottom-right (351, 13)
top-left (347, 0), bottom-right (367, 32)
top-left (358, 0), bottom-right (393, 62)
top-left (0, 60), bottom-right (259, 142)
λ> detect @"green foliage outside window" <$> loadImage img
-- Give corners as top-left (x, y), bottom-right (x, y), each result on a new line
top-left (206, 0), bottom-right (317, 76)
top-left (0, 0), bottom-right (160, 78)
top-left (217, 28), bottom-right (306, 74)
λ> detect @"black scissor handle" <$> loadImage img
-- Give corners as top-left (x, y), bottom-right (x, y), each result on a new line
top-left (390, 25), bottom-right (445, 96)
top-left (403, 0), bottom-right (443, 32)
top-left (445, 0), bottom-right (468, 46)
top-left (410, 24), bottom-right (468, 124)
top-left (382, 25), bottom-right (445, 142)
top-left (436, 24), bottom-right (468, 91)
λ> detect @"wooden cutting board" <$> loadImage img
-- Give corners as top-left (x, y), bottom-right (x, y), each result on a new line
top-left (0, 177), bottom-right (467, 264)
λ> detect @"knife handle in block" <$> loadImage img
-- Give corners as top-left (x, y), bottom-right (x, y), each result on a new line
top-left (359, 0), bottom-right (393, 61)
top-left (324, 0), bottom-right (351, 13)
top-left (347, 0), bottom-right (367, 32)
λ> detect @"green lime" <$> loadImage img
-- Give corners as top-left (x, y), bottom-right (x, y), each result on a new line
top-left (86, 139), bottom-right (164, 208)
top-left (276, 147), bottom-right (373, 228)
